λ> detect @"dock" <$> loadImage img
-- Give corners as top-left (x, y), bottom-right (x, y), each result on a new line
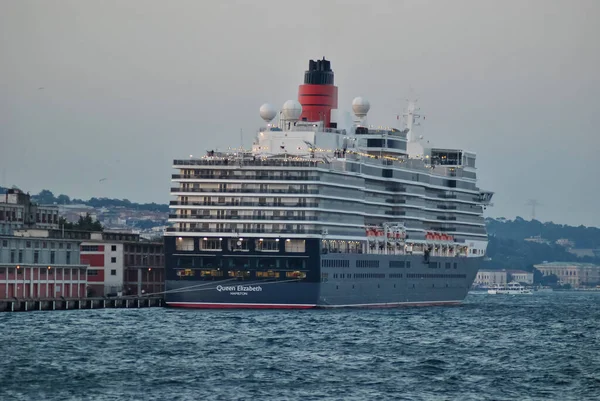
top-left (0, 297), bottom-right (164, 312)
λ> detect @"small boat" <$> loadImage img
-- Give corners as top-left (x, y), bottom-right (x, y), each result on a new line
top-left (487, 282), bottom-right (532, 295)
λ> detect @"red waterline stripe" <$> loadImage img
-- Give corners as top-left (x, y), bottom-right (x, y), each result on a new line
top-left (167, 302), bottom-right (316, 309)
top-left (167, 301), bottom-right (461, 309)
top-left (320, 300), bottom-right (462, 308)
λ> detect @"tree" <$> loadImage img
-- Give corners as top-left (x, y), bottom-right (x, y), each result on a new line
top-left (58, 217), bottom-right (73, 230)
top-left (540, 274), bottom-right (559, 287)
top-left (73, 213), bottom-right (103, 231)
top-left (36, 189), bottom-right (56, 204)
top-left (56, 194), bottom-right (71, 205)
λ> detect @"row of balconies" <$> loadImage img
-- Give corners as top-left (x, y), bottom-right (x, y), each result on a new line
top-left (169, 214), bottom-right (319, 221)
top-left (166, 227), bottom-right (322, 234)
top-left (171, 187), bottom-right (319, 194)
top-left (169, 200), bottom-right (319, 207)
top-left (172, 174), bottom-right (321, 181)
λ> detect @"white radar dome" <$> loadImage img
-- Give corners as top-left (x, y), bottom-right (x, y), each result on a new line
top-left (282, 99), bottom-right (302, 121)
top-left (352, 97), bottom-right (370, 118)
top-left (259, 103), bottom-right (277, 122)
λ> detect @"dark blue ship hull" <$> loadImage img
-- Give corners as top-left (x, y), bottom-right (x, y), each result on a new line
top-left (164, 237), bottom-right (481, 309)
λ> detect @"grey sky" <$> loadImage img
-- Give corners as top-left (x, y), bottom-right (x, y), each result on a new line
top-left (1, 0), bottom-right (598, 226)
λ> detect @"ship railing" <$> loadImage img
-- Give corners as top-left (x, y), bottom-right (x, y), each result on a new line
top-left (173, 159), bottom-right (322, 168)
top-left (362, 240), bottom-right (469, 257)
top-left (170, 188), bottom-right (319, 194)
top-left (165, 227), bottom-right (323, 234)
top-left (169, 215), bottom-right (319, 221)
top-left (169, 201), bottom-right (319, 207)
top-left (325, 155), bottom-right (472, 179)
top-left (172, 174), bottom-right (321, 181)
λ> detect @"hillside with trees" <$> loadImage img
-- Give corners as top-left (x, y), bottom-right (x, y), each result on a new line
top-left (486, 217), bottom-right (600, 249)
top-left (483, 217), bottom-right (600, 272)
top-left (58, 214), bottom-right (104, 232)
top-left (0, 186), bottom-right (168, 213)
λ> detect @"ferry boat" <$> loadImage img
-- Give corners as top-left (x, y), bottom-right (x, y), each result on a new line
top-left (164, 58), bottom-right (494, 309)
top-left (487, 282), bottom-right (533, 295)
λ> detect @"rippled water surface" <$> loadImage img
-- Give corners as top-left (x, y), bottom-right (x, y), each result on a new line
top-left (1, 292), bottom-right (599, 401)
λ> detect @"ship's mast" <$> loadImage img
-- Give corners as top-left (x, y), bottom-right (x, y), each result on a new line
top-left (403, 100), bottom-right (421, 142)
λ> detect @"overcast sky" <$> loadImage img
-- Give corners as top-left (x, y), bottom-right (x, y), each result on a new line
top-left (1, 0), bottom-right (598, 226)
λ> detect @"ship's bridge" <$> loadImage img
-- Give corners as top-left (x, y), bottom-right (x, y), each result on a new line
top-left (253, 120), bottom-right (349, 158)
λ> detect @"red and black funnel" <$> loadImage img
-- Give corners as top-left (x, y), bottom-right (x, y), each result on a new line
top-left (298, 58), bottom-right (338, 128)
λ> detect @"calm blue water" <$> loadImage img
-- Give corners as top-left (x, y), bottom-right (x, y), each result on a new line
top-left (1, 292), bottom-right (599, 401)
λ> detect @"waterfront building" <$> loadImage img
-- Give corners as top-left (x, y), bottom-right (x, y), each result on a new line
top-left (474, 270), bottom-right (508, 287)
top-left (0, 189), bottom-right (59, 235)
top-left (524, 235), bottom-right (550, 245)
top-left (0, 229), bottom-right (88, 299)
top-left (534, 262), bottom-right (600, 288)
top-left (555, 238), bottom-right (575, 248)
top-left (80, 231), bottom-right (163, 296)
top-left (507, 270), bottom-right (534, 285)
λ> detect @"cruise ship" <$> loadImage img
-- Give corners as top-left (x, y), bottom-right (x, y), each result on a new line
top-left (164, 58), bottom-right (494, 309)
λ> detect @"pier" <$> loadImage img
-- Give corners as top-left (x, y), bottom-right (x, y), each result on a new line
top-left (0, 297), bottom-right (164, 312)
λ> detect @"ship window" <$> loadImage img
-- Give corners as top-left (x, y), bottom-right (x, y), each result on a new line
top-left (257, 270), bottom-right (280, 278)
top-left (200, 257), bottom-right (221, 268)
top-left (228, 270), bottom-right (250, 278)
top-left (258, 258), bottom-right (278, 269)
top-left (446, 262), bottom-right (451, 269)
top-left (176, 238), bottom-right (194, 251)
top-left (286, 271), bottom-right (306, 279)
top-left (285, 239), bottom-right (305, 253)
top-left (199, 269), bottom-right (223, 278)
top-left (287, 259), bottom-right (306, 270)
top-left (357, 260), bottom-right (379, 268)
top-left (200, 238), bottom-right (222, 251)
top-left (229, 238), bottom-right (249, 252)
top-left (389, 261), bottom-right (405, 268)
top-left (321, 259), bottom-right (350, 268)
top-left (228, 258), bottom-right (251, 269)
top-left (367, 139), bottom-right (384, 147)
top-left (257, 239), bottom-right (279, 252)
top-left (387, 139), bottom-right (406, 150)
top-left (177, 257), bottom-right (197, 268)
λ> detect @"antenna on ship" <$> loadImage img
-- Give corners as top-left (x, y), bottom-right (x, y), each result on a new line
top-left (239, 128), bottom-right (244, 166)
top-left (403, 99), bottom-right (423, 142)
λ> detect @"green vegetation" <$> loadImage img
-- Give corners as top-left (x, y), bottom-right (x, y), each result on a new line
top-left (59, 214), bottom-right (104, 232)
top-left (483, 217), bottom-right (600, 275)
top-left (0, 187), bottom-right (168, 213)
top-left (486, 217), bottom-right (600, 249)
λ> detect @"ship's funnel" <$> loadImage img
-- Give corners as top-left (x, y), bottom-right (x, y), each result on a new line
top-left (297, 57), bottom-right (338, 128)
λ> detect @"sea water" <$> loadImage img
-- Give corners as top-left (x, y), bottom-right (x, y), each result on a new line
top-left (1, 291), bottom-right (599, 400)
